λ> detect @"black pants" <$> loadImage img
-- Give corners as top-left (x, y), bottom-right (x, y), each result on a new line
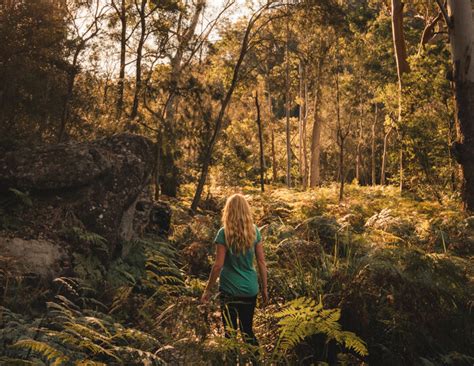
top-left (220, 292), bottom-right (259, 347)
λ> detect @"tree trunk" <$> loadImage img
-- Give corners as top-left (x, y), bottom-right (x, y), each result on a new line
top-left (116, 0), bottom-right (126, 120)
top-left (266, 79), bottom-right (278, 183)
top-left (302, 74), bottom-right (309, 189)
top-left (130, 0), bottom-right (147, 120)
top-left (309, 55), bottom-right (325, 187)
top-left (371, 104), bottom-right (378, 185)
top-left (191, 8), bottom-right (263, 212)
top-left (159, 1), bottom-right (204, 197)
top-left (335, 71), bottom-right (345, 202)
top-left (356, 118), bottom-right (362, 184)
top-left (446, 0), bottom-right (474, 211)
top-left (298, 61), bottom-right (304, 186)
top-left (58, 47), bottom-right (81, 142)
top-left (285, 13), bottom-right (291, 188)
top-left (255, 90), bottom-right (265, 192)
top-left (391, 0), bottom-right (409, 192)
top-left (381, 126), bottom-right (393, 185)
top-left (399, 143), bottom-right (404, 192)
top-left (391, 0), bottom-right (410, 76)
top-left (338, 136), bottom-right (345, 202)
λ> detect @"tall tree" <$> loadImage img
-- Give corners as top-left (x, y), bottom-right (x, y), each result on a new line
top-left (441, 0), bottom-right (474, 211)
top-left (390, 0), bottom-right (410, 192)
top-left (309, 45), bottom-right (326, 187)
top-left (191, 3), bottom-right (276, 212)
top-left (255, 90), bottom-right (265, 192)
top-left (111, 0), bottom-right (128, 120)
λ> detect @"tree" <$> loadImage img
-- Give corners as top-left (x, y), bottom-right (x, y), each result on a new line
top-left (191, 3), bottom-right (278, 212)
top-left (110, 0), bottom-right (129, 120)
top-left (390, 0), bottom-right (410, 192)
top-left (58, 0), bottom-right (107, 142)
top-left (255, 90), bottom-right (265, 192)
top-left (441, 0), bottom-right (474, 211)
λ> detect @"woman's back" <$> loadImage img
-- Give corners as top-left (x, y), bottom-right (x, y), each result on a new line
top-left (215, 225), bottom-right (262, 297)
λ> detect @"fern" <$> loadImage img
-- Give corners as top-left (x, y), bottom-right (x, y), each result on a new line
top-left (69, 227), bottom-right (109, 255)
top-left (275, 297), bottom-right (368, 357)
top-left (12, 339), bottom-right (69, 365)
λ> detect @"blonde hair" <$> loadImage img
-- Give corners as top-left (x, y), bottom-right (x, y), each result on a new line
top-left (222, 193), bottom-right (256, 253)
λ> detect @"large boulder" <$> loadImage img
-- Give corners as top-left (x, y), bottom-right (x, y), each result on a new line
top-left (0, 134), bottom-right (158, 265)
top-left (0, 237), bottom-right (69, 278)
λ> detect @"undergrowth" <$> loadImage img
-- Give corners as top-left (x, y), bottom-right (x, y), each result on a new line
top-left (1, 184), bottom-right (472, 365)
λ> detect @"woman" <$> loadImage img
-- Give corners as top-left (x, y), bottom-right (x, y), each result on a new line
top-left (201, 193), bottom-right (268, 348)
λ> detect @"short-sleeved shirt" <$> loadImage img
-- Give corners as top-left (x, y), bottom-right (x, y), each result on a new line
top-left (214, 225), bottom-right (262, 297)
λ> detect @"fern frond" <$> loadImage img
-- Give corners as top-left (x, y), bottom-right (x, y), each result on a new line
top-left (12, 339), bottom-right (69, 365)
top-left (275, 297), bottom-right (368, 357)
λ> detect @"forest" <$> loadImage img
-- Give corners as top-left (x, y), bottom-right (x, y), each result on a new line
top-left (0, 0), bottom-right (473, 365)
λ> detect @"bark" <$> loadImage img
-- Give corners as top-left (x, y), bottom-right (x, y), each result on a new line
top-left (298, 62), bottom-right (304, 185)
top-left (255, 91), bottom-right (265, 192)
top-left (266, 78), bottom-right (278, 182)
top-left (309, 54), bottom-right (325, 187)
top-left (267, 80), bottom-right (278, 183)
top-left (381, 126), bottom-right (393, 185)
top-left (355, 118), bottom-right (362, 184)
top-left (335, 72), bottom-right (346, 202)
top-left (285, 12), bottom-right (291, 188)
top-left (391, 0), bottom-right (409, 192)
top-left (159, 1), bottom-right (204, 197)
top-left (338, 135), bottom-right (345, 202)
top-left (371, 104), bottom-right (378, 185)
top-left (391, 0), bottom-right (410, 77)
top-left (58, 48), bottom-right (81, 142)
top-left (271, 127), bottom-right (277, 182)
top-left (302, 74), bottom-right (309, 189)
top-left (115, 0), bottom-right (127, 120)
top-left (130, 0), bottom-right (147, 120)
top-left (446, 0), bottom-right (474, 211)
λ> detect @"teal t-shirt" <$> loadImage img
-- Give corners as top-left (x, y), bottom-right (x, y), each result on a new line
top-left (215, 225), bottom-right (262, 297)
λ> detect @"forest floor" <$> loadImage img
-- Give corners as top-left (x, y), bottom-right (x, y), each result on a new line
top-left (163, 184), bottom-right (473, 365)
top-left (1, 184), bottom-right (473, 365)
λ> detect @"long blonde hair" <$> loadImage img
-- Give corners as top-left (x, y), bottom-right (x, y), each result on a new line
top-left (222, 194), bottom-right (256, 253)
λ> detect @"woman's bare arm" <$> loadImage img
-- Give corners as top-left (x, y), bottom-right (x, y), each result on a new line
top-left (255, 243), bottom-right (268, 304)
top-left (201, 244), bottom-right (226, 303)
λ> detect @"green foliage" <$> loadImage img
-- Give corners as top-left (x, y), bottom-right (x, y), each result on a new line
top-left (0, 188), bottom-right (32, 230)
top-left (1, 296), bottom-right (165, 365)
top-left (275, 296), bottom-right (368, 357)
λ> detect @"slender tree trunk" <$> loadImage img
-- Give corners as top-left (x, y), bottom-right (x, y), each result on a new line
top-left (381, 126), bottom-right (393, 185)
top-left (116, 0), bottom-right (126, 120)
top-left (391, 0), bottom-right (410, 192)
top-left (266, 79), bottom-right (278, 182)
top-left (58, 48), bottom-right (81, 142)
top-left (338, 135), bottom-right (345, 202)
top-left (399, 143), bottom-right (404, 192)
top-left (446, 0), bottom-right (474, 211)
top-left (131, 0), bottom-right (147, 120)
top-left (371, 104), bottom-right (378, 185)
top-left (191, 9), bottom-right (261, 212)
top-left (335, 72), bottom-right (345, 202)
top-left (255, 90), bottom-right (265, 192)
top-left (298, 61), bottom-right (304, 186)
top-left (285, 11), bottom-right (291, 188)
top-left (309, 55), bottom-right (325, 187)
top-left (271, 128), bottom-right (277, 183)
top-left (356, 118), bottom-right (362, 184)
top-left (302, 74), bottom-right (309, 189)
